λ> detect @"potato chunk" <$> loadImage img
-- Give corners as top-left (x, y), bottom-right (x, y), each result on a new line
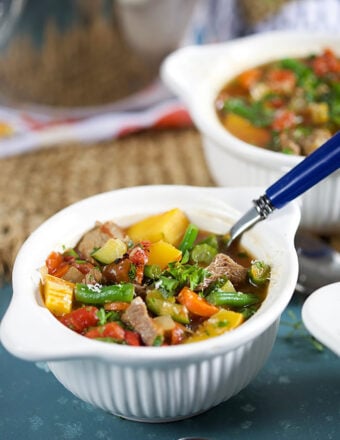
top-left (147, 240), bottom-right (182, 269)
top-left (127, 208), bottom-right (189, 246)
top-left (43, 274), bottom-right (74, 316)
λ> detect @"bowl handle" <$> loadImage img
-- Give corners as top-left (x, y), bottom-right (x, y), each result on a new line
top-left (161, 45), bottom-right (222, 101)
top-left (0, 294), bottom-right (92, 362)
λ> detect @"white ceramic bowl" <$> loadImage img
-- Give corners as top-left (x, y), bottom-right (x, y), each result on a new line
top-left (302, 281), bottom-right (340, 356)
top-left (161, 30), bottom-right (340, 234)
top-left (0, 185), bottom-right (300, 422)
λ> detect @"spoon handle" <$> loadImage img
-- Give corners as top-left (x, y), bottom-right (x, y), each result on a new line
top-left (266, 131), bottom-right (340, 209)
top-left (227, 131), bottom-right (340, 246)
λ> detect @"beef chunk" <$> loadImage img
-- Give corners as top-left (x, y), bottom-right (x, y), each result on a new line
top-left (62, 266), bottom-right (84, 283)
top-left (203, 253), bottom-right (248, 288)
top-left (301, 128), bottom-right (331, 155)
top-left (122, 297), bottom-right (162, 346)
top-left (82, 266), bottom-right (102, 285)
top-left (76, 221), bottom-right (126, 262)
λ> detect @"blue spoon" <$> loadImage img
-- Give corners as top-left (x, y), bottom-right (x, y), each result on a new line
top-left (227, 131), bottom-right (340, 246)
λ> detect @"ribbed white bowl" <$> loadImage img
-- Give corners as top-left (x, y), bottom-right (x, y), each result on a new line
top-left (0, 185), bottom-right (300, 422)
top-left (161, 31), bottom-right (340, 234)
top-left (49, 321), bottom-right (278, 422)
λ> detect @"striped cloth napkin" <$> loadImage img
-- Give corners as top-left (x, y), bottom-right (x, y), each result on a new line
top-left (0, 0), bottom-right (339, 158)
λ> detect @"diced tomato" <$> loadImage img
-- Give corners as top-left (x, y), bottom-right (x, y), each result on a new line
top-left (272, 109), bottom-right (296, 131)
top-left (266, 95), bottom-right (285, 109)
top-left (267, 69), bottom-right (296, 94)
top-left (73, 261), bottom-right (95, 275)
top-left (129, 245), bottom-right (149, 284)
top-left (85, 322), bottom-right (126, 340)
top-left (59, 306), bottom-right (99, 333)
top-left (170, 323), bottom-right (186, 345)
top-left (46, 251), bottom-right (70, 277)
top-left (124, 330), bottom-right (142, 346)
top-left (129, 246), bottom-right (149, 265)
top-left (46, 251), bottom-right (63, 272)
top-left (312, 48), bottom-right (340, 76)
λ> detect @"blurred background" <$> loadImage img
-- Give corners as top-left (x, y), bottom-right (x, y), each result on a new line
top-left (0, 0), bottom-right (339, 111)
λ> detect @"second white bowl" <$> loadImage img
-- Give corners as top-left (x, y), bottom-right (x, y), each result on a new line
top-left (161, 30), bottom-right (340, 234)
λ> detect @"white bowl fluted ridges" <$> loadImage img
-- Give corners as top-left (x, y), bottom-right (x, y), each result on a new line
top-left (203, 136), bottom-right (340, 232)
top-left (0, 185), bottom-right (300, 422)
top-left (49, 321), bottom-right (277, 422)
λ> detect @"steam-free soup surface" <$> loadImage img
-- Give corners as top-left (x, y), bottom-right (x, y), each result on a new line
top-left (216, 48), bottom-right (340, 155)
top-left (41, 208), bottom-right (270, 346)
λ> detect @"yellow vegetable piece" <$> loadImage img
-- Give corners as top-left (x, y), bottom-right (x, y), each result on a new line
top-left (91, 238), bottom-right (127, 264)
top-left (185, 309), bottom-right (244, 343)
top-left (127, 208), bottom-right (189, 246)
top-left (147, 240), bottom-right (182, 270)
top-left (308, 102), bottom-right (329, 124)
top-left (43, 274), bottom-right (75, 316)
top-left (223, 113), bottom-right (271, 147)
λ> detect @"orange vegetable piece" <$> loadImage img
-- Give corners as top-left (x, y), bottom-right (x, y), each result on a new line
top-left (223, 113), bottom-right (271, 147)
top-left (104, 301), bottom-right (130, 312)
top-left (237, 68), bottom-right (261, 90)
top-left (177, 287), bottom-right (219, 318)
top-left (45, 251), bottom-right (70, 278)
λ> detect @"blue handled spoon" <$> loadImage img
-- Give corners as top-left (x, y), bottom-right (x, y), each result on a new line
top-left (227, 130), bottom-right (340, 247)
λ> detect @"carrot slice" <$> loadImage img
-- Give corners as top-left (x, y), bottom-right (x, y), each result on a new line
top-left (104, 301), bottom-right (130, 312)
top-left (177, 287), bottom-right (219, 318)
top-left (224, 113), bottom-right (271, 147)
top-left (237, 68), bottom-right (261, 90)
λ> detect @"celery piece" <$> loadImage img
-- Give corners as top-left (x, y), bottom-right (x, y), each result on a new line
top-left (146, 291), bottom-right (189, 324)
top-left (91, 238), bottom-right (127, 264)
top-left (248, 260), bottom-right (271, 285)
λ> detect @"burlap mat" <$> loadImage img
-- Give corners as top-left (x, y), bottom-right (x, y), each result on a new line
top-left (0, 128), bottom-right (215, 279)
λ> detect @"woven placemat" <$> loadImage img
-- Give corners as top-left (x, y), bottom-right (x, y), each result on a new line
top-left (0, 128), bottom-right (215, 279)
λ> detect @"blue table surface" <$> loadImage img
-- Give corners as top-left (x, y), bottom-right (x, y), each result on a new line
top-left (0, 283), bottom-right (339, 440)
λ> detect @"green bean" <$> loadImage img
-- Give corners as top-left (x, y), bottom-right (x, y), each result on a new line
top-left (144, 264), bottom-right (162, 280)
top-left (248, 260), bottom-right (271, 285)
top-left (206, 290), bottom-right (260, 307)
top-left (75, 283), bottom-right (134, 304)
top-left (179, 224), bottom-right (199, 253)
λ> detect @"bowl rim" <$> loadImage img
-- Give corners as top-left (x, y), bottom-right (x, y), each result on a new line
top-left (0, 185), bottom-right (300, 364)
top-left (302, 281), bottom-right (340, 357)
top-left (161, 30), bottom-right (340, 170)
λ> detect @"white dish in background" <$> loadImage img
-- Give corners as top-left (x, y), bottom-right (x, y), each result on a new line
top-left (302, 282), bottom-right (340, 356)
top-left (161, 30), bottom-right (340, 234)
top-left (0, 185), bottom-right (300, 422)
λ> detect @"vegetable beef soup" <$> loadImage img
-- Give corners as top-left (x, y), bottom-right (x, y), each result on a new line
top-left (215, 48), bottom-right (340, 156)
top-left (40, 208), bottom-right (270, 346)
